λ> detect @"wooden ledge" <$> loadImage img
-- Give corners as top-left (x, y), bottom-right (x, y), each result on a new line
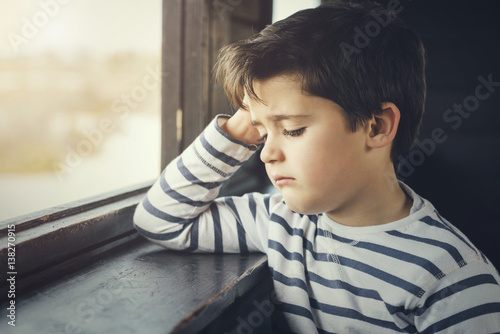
top-left (0, 238), bottom-right (270, 333)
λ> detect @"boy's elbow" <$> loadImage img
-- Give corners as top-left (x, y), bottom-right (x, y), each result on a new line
top-left (133, 201), bottom-right (165, 246)
top-left (132, 198), bottom-right (196, 251)
top-left (133, 200), bottom-right (150, 235)
top-left (132, 200), bottom-right (182, 249)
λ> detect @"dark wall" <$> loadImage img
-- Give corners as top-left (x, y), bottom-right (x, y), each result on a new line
top-left (379, 0), bottom-right (500, 267)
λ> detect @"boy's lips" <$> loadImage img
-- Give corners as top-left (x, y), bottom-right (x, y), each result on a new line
top-left (273, 175), bottom-right (295, 186)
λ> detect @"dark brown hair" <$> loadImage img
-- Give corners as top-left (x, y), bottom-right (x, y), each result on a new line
top-left (214, 0), bottom-right (426, 162)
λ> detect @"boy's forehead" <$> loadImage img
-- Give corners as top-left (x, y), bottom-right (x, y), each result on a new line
top-left (247, 75), bottom-right (306, 109)
top-left (247, 86), bottom-right (311, 125)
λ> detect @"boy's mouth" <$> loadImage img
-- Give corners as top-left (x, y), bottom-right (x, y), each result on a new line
top-left (273, 175), bottom-right (295, 186)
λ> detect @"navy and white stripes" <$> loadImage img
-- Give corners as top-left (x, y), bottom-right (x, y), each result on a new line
top-left (133, 116), bottom-right (500, 333)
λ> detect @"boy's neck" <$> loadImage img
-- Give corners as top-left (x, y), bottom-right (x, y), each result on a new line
top-left (325, 169), bottom-right (413, 228)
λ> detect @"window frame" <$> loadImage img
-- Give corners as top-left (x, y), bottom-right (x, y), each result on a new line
top-left (0, 181), bottom-right (151, 293)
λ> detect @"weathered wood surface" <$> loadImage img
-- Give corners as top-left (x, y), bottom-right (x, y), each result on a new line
top-left (161, 0), bottom-right (184, 168)
top-left (0, 239), bottom-right (268, 334)
top-left (0, 188), bottom-right (148, 298)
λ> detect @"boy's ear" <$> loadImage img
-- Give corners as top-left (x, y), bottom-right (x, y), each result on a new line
top-left (365, 102), bottom-right (401, 149)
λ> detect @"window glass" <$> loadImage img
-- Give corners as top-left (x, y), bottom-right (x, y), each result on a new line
top-left (0, 0), bottom-right (161, 221)
top-left (272, 0), bottom-right (321, 22)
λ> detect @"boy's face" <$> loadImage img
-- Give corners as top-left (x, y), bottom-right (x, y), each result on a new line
top-left (249, 75), bottom-right (375, 218)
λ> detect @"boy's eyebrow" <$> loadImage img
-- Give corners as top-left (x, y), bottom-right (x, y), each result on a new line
top-left (251, 114), bottom-right (310, 126)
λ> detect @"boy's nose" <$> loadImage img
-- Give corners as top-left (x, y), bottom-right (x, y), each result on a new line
top-left (260, 138), bottom-right (284, 164)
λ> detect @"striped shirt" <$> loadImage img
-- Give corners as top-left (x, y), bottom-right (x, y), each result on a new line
top-left (133, 116), bottom-right (500, 333)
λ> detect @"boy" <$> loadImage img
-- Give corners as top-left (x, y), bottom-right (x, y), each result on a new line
top-left (134, 0), bottom-right (500, 332)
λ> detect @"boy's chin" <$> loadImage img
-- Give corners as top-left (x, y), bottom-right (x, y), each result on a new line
top-left (283, 198), bottom-right (322, 216)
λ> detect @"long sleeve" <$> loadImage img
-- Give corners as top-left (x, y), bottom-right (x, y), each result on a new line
top-left (133, 115), bottom-right (280, 253)
top-left (414, 259), bottom-right (500, 333)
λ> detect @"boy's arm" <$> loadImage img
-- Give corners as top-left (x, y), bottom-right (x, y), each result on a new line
top-left (415, 261), bottom-right (500, 333)
top-left (133, 110), bottom-right (277, 253)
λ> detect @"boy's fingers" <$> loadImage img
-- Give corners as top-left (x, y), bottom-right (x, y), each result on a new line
top-left (223, 109), bottom-right (262, 146)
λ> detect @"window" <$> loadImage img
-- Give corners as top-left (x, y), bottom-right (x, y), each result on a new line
top-left (0, 0), bottom-right (162, 221)
top-left (273, 0), bottom-right (321, 22)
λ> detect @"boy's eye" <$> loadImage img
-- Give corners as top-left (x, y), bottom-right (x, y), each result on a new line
top-left (258, 134), bottom-right (268, 143)
top-left (283, 128), bottom-right (306, 137)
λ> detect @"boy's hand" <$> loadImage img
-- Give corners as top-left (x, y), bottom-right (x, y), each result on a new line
top-left (220, 108), bottom-right (262, 146)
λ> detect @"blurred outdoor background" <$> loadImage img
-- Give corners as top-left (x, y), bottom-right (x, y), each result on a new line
top-left (0, 0), bottom-right (319, 221)
top-left (0, 1), bottom-right (162, 221)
